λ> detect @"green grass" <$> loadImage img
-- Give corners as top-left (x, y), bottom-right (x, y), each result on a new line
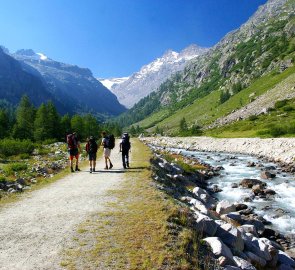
top-left (205, 98), bottom-right (295, 138)
top-left (136, 65), bottom-right (295, 135)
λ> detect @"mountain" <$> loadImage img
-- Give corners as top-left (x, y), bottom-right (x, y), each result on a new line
top-left (0, 47), bottom-right (67, 113)
top-left (116, 0), bottom-right (295, 134)
top-left (102, 45), bottom-right (208, 108)
top-left (6, 49), bottom-right (126, 116)
top-left (99, 77), bottom-right (130, 90)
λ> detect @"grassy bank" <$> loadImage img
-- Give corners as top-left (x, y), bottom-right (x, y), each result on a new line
top-left (62, 139), bottom-right (210, 270)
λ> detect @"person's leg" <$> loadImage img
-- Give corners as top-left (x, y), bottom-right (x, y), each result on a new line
top-left (93, 155), bottom-right (96, 171)
top-left (108, 157), bottom-right (113, 169)
top-left (70, 155), bottom-right (74, 172)
top-left (104, 157), bottom-right (108, 169)
top-left (122, 152), bottom-right (126, 168)
top-left (89, 156), bottom-right (92, 173)
top-left (126, 151), bottom-right (130, 168)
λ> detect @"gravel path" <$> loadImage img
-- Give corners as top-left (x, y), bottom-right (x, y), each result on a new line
top-left (0, 147), bottom-right (125, 270)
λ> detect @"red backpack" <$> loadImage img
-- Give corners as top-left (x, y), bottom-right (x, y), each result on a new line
top-left (67, 134), bottom-right (77, 149)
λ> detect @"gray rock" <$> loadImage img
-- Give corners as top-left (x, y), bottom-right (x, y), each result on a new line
top-left (194, 213), bottom-right (218, 236)
top-left (245, 251), bottom-right (266, 267)
top-left (221, 212), bottom-right (243, 225)
top-left (224, 266), bottom-right (242, 270)
top-left (190, 199), bottom-right (208, 215)
top-left (233, 256), bottom-right (257, 270)
top-left (215, 224), bottom-right (244, 252)
top-left (278, 264), bottom-right (295, 270)
top-left (216, 200), bottom-right (236, 215)
top-left (261, 171), bottom-right (276, 179)
top-left (239, 178), bottom-right (266, 189)
top-left (231, 183), bottom-right (239, 188)
top-left (238, 225), bottom-right (258, 237)
top-left (203, 237), bottom-right (234, 261)
top-left (278, 250), bottom-right (295, 267)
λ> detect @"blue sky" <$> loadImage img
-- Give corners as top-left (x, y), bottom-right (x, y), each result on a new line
top-left (0, 0), bottom-right (267, 78)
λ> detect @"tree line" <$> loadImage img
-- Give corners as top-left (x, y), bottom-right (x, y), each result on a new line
top-left (0, 95), bottom-right (122, 142)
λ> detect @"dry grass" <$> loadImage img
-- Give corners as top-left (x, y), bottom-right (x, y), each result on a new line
top-left (62, 139), bottom-right (205, 270)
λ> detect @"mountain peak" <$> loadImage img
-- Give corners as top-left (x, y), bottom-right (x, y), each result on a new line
top-left (15, 49), bottom-right (36, 56)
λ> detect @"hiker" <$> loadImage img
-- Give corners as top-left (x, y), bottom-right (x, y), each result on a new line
top-left (67, 132), bottom-right (81, 172)
top-left (119, 132), bottom-right (131, 169)
top-left (85, 136), bottom-right (98, 173)
top-left (101, 131), bottom-right (114, 170)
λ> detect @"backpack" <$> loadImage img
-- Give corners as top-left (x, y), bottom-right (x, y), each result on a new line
top-left (105, 134), bottom-right (115, 149)
top-left (67, 134), bottom-right (77, 149)
top-left (121, 133), bottom-right (130, 151)
top-left (88, 138), bottom-right (97, 153)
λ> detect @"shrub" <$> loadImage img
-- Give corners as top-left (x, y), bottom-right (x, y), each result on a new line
top-left (282, 105), bottom-right (294, 112)
top-left (0, 139), bottom-right (35, 157)
top-left (3, 163), bottom-right (28, 175)
top-left (274, 99), bottom-right (288, 109)
top-left (249, 115), bottom-right (258, 121)
top-left (268, 125), bottom-right (287, 137)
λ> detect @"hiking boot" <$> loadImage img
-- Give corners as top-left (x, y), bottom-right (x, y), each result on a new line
top-left (75, 166), bottom-right (80, 171)
top-left (109, 163), bottom-right (113, 169)
top-left (104, 166), bottom-right (109, 170)
top-left (93, 168), bottom-right (95, 172)
top-left (71, 167), bottom-right (74, 173)
top-left (90, 168), bottom-right (92, 173)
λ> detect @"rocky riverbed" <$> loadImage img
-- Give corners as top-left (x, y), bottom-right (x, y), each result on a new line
top-left (141, 136), bottom-right (295, 168)
top-left (144, 137), bottom-right (295, 270)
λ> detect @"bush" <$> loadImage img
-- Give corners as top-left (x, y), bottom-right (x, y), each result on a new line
top-left (282, 105), bottom-right (294, 112)
top-left (0, 139), bottom-right (35, 157)
top-left (249, 115), bottom-right (258, 121)
top-left (274, 99), bottom-right (288, 109)
top-left (268, 125), bottom-right (287, 137)
top-left (3, 163), bottom-right (28, 175)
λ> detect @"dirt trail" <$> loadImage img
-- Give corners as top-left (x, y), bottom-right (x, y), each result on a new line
top-left (0, 146), bottom-right (125, 270)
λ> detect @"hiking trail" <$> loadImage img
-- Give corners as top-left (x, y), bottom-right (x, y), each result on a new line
top-left (0, 145), bottom-right (126, 270)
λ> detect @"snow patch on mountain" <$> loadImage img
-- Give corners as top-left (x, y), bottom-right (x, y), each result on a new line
top-left (99, 77), bottom-right (130, 90)
top-left (107, 44), bottom-right (209, 108)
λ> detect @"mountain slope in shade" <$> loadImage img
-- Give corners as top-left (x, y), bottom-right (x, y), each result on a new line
top-left (103, 44), bottom-right (208, 108)
top-left (12, 49), bottom-right (126, 116)
top-left (0, 47), bottom-right (68, 113)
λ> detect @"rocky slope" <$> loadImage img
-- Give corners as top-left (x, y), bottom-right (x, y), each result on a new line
top-left (119, 0), bottom-right (295, 130)
top-left (105, 44), bottom-right (208, 108)
top-left (1, 48), bottom-right (126, 116)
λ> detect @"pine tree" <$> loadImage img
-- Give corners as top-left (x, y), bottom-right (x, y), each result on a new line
top-left (180, 117), bottom-right (188, 132)
top-left (0, 109), bottom-right (9, 139)
top-left (60, 114), bottom-right (71, 140)
top-left (13, 95), bottom-right (35, 140)
top-left (83, 114), bottom-right (100, 138)
top-left (71, 114), bottom-right (84, 139)
top-left (46, 101), bottom-right (60, 139)
top-left (34, 103), bottom-right (48, 141)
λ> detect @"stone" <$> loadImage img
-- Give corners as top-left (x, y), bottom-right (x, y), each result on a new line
top-left (223, 266), bottom-right (242, 270)
top-left (261, 171), bottom-right (276, 179)
top-left (218, 256), bottom-right (230, 267)
top-left (278, 265), bottom-right (294, 270)
top-left (203, 237), bottom-right (234, 262)
top-left (231, 183), bottom-right (239, 188)
top-left (233, 256), bottom-right (257, 270)
top-left (221, 212), bottom-right (243, 225)
top-left (243, 219), bottom-right (265, 233)
top-left (239, 179), bottom-right (266, 189)
top-left (245, 251), bottom-right (266, 267)
top-left (194, 213), bottom-right (218, 236)
top-left (235, 204), bottom-right (248, 211)
top-left (264, 189), bottom-right (276, 195)
top-left (278, 250), bottom-right (295, 267)
top-left (246, 162), bottom-right (256, 167)
top-left (190, 199), bottom-right (208, 215)
top-left (212, 184), bottom-right (223, 193)
top-left (215, 224), bottom-right (244, 252)
top-left (252, 184), bottom-right (264, 195)
top-left (192, 187), bottom-right (209, 198)
top-left (216, 200), bottom-right (236, 215)
top-left (238, 225), bottom-right (258, 237)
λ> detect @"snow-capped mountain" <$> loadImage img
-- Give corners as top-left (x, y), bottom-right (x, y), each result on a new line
top-left (99, 77), bottom-right (130, 90)
top-left (9, 49), bottom-right (126, 116)
top-left (103, 44), bottom-right (209, 108)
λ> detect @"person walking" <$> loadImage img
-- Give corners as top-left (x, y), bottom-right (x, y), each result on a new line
top-left (85, 136), bottom-right (98, 173)
top-left (67, 132), bottom-right (81, 172)
top-left (119, 132), bottom-right (131, 169)
top-left (101, 131), bottom-right (114, 170)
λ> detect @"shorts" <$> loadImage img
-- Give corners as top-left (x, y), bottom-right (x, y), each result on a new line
top-left (103, 148), bottom-right (111, 158)
top-left (69, 148), bottom-right (79, 160)
top-left (88, 152), bottom-right (97, 161)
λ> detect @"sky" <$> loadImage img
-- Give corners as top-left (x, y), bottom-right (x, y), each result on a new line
top-left (0, 0), bottom-right (268, 78)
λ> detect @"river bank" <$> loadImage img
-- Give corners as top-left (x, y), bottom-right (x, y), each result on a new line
top-left (141, 136), bottom-right (295, 167)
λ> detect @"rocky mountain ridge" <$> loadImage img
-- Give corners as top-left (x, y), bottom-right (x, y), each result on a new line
top-left (0, 47), bottom-right (126, 116)
top-left (103, 44), bottom-right (208, 108)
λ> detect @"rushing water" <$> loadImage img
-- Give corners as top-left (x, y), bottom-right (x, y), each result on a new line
top-left (174, 149), bottom-right (295, 235)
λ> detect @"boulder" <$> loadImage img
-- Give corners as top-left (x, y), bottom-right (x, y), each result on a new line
top-left (224, 266), bottom-right (242, 270)
top-left (194, 213), bottom-right (218, 236)
top-left (235, 204), bottom-right (248, 211)
top-left (203, 237), bottom-right (234, 262)
top-left (239, 179), bottom-right (266, 189)
top-left (264, 189), bottom-right (276, 195)
top-left (261, 171), bottom-right (276, 179)
top-left (245, 251), bottom-right (266, 267)
top-left (243, 219), bottom-right (265, 233)
top-left (233, 256), bottom-right (257, 270)
top-left (231, 183), bottom-right (239, 188)
top-left (278, 264), bottom-right (295, 270)
top-left (215, 224), bottom-right (244, 252)
top-left (221, 212), bottom-right (243, 225)
top-left (190, 199), bottom-right (208, 215)
top-left (238, 225), bottom-right (258, 237)
top-left (192, 187), bottom-right (209, 198)
top-left (252, 184), bottom-right (264, 196)
top-left (278, 250), bottom-right (295, 267)
top-left (216, 200), bottom-right (236, 215)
